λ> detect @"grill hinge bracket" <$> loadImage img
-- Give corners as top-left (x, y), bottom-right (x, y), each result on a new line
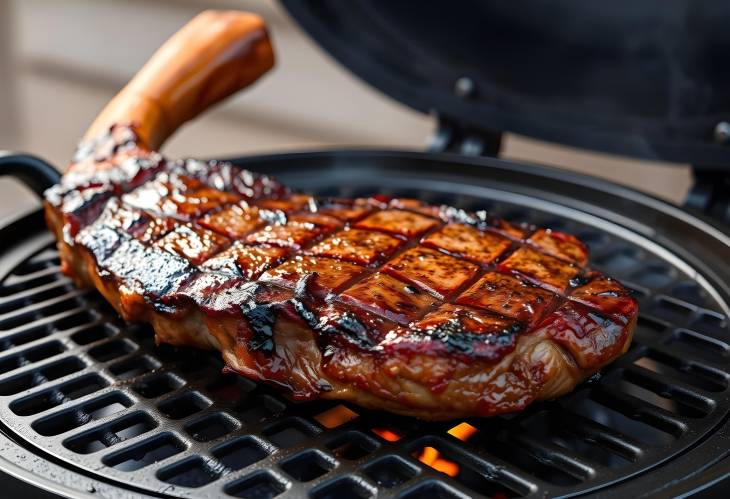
top-left (427, 115), bottom-right (502, 157)
top-left (685, 168), bottom-right (730, 226)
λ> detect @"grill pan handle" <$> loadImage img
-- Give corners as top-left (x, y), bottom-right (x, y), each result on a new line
top-left (0, 153), bottom-right (61, 198)
top-left (83, 10), bottom-right (274, 153)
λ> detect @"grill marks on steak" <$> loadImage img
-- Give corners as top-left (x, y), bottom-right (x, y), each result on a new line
top-left (45, 125), bottom-right (637, 418)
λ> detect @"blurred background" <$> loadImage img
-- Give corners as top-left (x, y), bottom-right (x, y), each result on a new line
top-left (0, 0), bottom-right (692, 226)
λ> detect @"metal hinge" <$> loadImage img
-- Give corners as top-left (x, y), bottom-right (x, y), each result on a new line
top-left (684, 168), bottom-right (730, 226)
top-left (427, 115), bottom-right (502, 157)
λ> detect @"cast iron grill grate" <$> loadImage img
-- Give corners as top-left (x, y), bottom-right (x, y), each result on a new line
top-left (0, 177), bottom-right (728, 498)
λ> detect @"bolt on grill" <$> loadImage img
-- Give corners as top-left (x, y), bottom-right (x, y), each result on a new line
top-left (0, 176), bottom-right (728, 498)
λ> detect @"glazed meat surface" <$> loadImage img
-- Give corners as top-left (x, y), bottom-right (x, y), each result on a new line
top-left (42, 11), bottom-right (637, 420)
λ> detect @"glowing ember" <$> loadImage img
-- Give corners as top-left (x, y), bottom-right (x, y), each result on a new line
top-left (371, 427), bottom-right (403, 442)
top-left (448, 422), bottom-right (478, 441)
top-left (416, 446), bottom-right (460, 477)
top-left (314, 404), bottom-right (359, 428)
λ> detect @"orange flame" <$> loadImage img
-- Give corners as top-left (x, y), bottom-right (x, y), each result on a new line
top-left (417, 446), bottom-right (460, 477)
top-left (413, 423), bottom-right (478, 478)
top-left (371, 427), bottom-right (403, 442)
top-left (448, 422), bottom-right (478, 441)
top-left (314, 405), bottom-right (359, 429)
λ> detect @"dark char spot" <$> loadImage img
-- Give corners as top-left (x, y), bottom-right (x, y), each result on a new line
top-left (293, 300), bottom-right (375, 350)
top-left (295, 272), bottom-right (318, 300)
top-left (334, 312), bottom-right (374, 348)
top-left (570, 275), bottom-right (590, 288)
top-left (242, 301), bottom-right (277, 354)
top-left (425, 319), bottom-right (521, 357)
top-left (293, 299), bottom-right (319, 330)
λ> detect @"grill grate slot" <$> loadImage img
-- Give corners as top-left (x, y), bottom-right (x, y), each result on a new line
top-left (623, 366), bottom-right (716, 416)
top-left (670, 282), bottom-right (712, 307)
top-left (326, 431), bottom-right (379, 460)
top-left (224, 471), bottom-right (288, 499)
top-left (51, 309), bottom-right (99, 332)
top-left (518, 410), bottom-right (634, 470)
top-left (103, 433), bottom-right (186, 471)
top-left (88, 339), bottom-right (137, 363)
top-left (279, 449), bottom-right (336, 482)
top-left (233, 393), bottom-right (286, 423)
top-left (415, 433), bottom-right (573, 490)
top-left (63, 411), bottom-right (157, 454)
top-left (636, 349), bottom-right (729, 392)
top-left (0, 356), bottom-right (86, 395)
top-left (1, 177), bottom-right (729, 498)
top-left (11, 247), bottom-right (60, 276)
top-left (212, 436), bottom-right (271, 471)
top-left (564, 396), bottom-right (675, 446)
top-left (563, 412), bottom-right (641, 463)
top-left (10, 373), bottom-right (107, 416)
top-left (0, 340), bottom-right (65, 374)
top-left (158, 391), bottom-right (211, 420)
top-left (397, 480), bottom-right (464, 499)
top-left (70, 323), bottom-right (116, 345)
top-left (669, 329), bottom-right (729, 361)
top-left (362, 456), bottom-right (419, 489)
top-left (691, 312), bottom-right (727, 336)
top-left (310, 476), bottom-right (377, 499)
top-left (635, 315), bottom-right (669, 334)
top-left (0, 294), bottom-right (86, 331)
top-left (0, 266), bottom-right (67, 297)
top-left (205, 373), bottom-right (257, 404)
top-left (157, 456), bottom-right (222, 488)
top-left (133, 372), bottom-right (184, 398)
top-left (590, 385), bottom-right (688, 437)
top-left (473, 437), bottom-right (581, 487)
top-left (508, 432), bottom-right (605, 482)
top-left (646, 297), bottom-right (695, 324)
top-left (0, 326), bottom-right (50, 351)
top-left (108, 355), bottom-right (161, 380)
top-left (185, 412), bottom-right (240, 442)
top-left (32, 391), bottom-right (133, 436)
top-left (314, 404), bottom-right (359, 429)
top-left (628, 264), bottom-right (676, 289)
top-left (263, 417), bottom-right (321, 448)
top-left (0, 281), bottom-right (71, 315)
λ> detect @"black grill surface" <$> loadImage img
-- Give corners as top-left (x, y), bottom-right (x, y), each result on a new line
top-left (0, 152), bottom-right (729, 498)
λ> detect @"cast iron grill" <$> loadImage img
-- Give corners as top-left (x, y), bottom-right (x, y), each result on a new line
top-left (0, 153), bottom-right (729, 498)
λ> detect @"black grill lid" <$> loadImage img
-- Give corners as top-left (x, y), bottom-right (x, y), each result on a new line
top-left (282, 0), bottom-right (730, 167)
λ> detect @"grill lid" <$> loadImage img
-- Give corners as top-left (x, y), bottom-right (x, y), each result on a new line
top-left (282, 0), bottom-right (730, 167)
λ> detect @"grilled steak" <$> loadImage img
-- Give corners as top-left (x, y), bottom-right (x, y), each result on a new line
top-left (43, 11), bottom-right (637, 419)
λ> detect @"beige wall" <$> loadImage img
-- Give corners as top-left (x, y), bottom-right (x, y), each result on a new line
top-left (0, 0), bottom-right (692, 226)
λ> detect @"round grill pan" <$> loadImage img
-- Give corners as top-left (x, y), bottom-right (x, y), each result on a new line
top-left (0, 150), bottom-right (728, 498)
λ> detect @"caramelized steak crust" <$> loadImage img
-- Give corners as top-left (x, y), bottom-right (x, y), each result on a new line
top-left (44, 126), bottom-right (637, 420)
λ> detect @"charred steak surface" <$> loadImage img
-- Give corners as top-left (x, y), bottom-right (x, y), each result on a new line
top-left (44, 126), bottom-right (637, 420)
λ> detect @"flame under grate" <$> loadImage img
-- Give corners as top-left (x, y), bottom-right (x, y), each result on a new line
top-left (0, 182), bottom-right (728, 499)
